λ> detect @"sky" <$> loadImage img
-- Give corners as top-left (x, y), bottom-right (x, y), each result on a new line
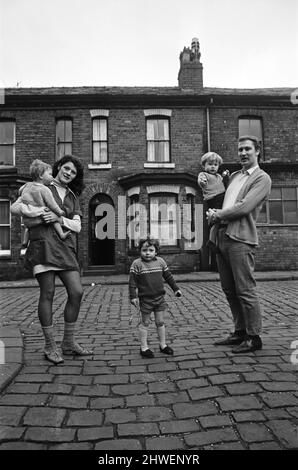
top-left (0, 0), bottom-right (298, 89)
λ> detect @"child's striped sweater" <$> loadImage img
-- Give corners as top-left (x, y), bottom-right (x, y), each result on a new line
top-left (129, 256), bottom-right (179, 300)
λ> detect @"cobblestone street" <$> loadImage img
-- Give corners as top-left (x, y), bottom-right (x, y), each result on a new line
top-left (0, 279), bottom-right (298, 450)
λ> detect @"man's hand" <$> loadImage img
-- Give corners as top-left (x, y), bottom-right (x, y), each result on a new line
top-left (130, 298), bottom-right (139, 308)
top-left (42, 211), bottom-right (62, 224)
top-left (206, 208), bottom-right (218, 225)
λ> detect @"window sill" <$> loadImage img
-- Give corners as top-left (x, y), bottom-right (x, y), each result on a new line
top-left (159, 247), bottom-right (180, 254)
top-left (257, 223), bottom-right (298, 227)
top-left (0, 251), bottom-right (11, 258)
top-left (88, 163), bottom-right (112, 170)
top-left (144, 163), bottom-right (175, 169)
top-left (128, 247), bottom-right (181, 255)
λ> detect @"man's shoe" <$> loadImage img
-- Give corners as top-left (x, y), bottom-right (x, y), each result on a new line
top-left (140, 348), bottom-right (154, 358)
top-left (232, 337), bottom-right (262, 354)
top-left (214, 332), bottom-right (246, 346)
top-left (159, 345), bottom-right (174, 355)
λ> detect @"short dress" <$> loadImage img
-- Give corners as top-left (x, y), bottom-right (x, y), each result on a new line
top-left (25, 184), bottom-right (82, 275)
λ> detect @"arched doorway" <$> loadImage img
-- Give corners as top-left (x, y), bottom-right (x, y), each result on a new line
top-left (89, 194), bottom-right (115, 266)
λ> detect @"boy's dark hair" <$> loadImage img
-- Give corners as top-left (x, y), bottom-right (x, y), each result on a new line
top-left (138, 236), bottom-right (160, 252)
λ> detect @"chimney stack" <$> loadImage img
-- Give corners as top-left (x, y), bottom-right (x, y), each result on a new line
top-left (178, 38), bottom-right (203, 91)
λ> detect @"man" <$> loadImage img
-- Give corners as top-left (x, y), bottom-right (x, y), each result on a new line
top-left (207, 135), bottom-right (272, 353)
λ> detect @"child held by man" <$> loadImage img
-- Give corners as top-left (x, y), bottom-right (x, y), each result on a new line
top-left (129, 236), bottom-right (182, 358)
top-left (197, 152), bottom-right (229, 252)
top-left (197, 151), bottom-right (229, 210)
top-left (19, 159), bottom-right (70, 242)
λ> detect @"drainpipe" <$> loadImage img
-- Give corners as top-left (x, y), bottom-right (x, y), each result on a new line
top-left (206, 97), bottom-right (213, 152)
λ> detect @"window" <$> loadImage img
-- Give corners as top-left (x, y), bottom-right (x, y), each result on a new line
top-left (128, 195), bottom-right (140, 249)
top-left (0, 121), bottom-right (15, 166)
top-left (0, 200), bottom-right (10, 254)
top-left (56, 118), bottom-right (72, 160)
top-left (258, 187), bottom-right (298, 224)
top-left (92, 118), bottom-right (108, 164)
top-left (146, 118), bottom-right (170, 162)
top-left (184, 193), bottom-right (196, 247)
top-left (149, 194), bottom-right (178, 246)
top-left (20, 218), bottom-right (29, 255)
top-left (238, 117), bottom-right (263, 158)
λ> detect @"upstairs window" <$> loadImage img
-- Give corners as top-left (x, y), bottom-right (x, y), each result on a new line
top-left (0, 121), bottom-right (15, 166)
top-left (146, 118), bottom-right (170, 162)
top-left (258, 187), bottom-right (298, 224)
top-left (238, 117), bottom-right (263, 158)
top-left (56, 118), bottom-right (72, 160)
top-left (92, 118), bottom-right (108, 164)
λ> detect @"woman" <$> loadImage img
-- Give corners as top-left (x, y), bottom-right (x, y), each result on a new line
top-left (11, 155), bottom-right (92, 364)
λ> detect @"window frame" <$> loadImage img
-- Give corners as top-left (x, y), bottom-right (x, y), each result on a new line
top-left (238, 116), bottom-right (264, 160)
top-left (0, 120), bottom-right (16, 166)
top-left (56, 117), bottom-right (73, 160)
top-left (149, 193), bottom-right (179, 247)
top-left (146, 117), bottom-right (171, 163)
top-left (184, 193), bottom-right (196, 248)
top-left (92, 117), bottom-right (108, 164)
top-left (0, 199), bottom-right (11, 255)
top-left (257, 186), bottom-right (298, 225)
top-left (128, 194), bottom-right (140, 250)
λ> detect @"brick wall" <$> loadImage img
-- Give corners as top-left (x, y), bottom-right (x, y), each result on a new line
top-left (209, 107), bottom-right (298, 163)
top-left (257, 226), bottom-right (298, 270)
top-left (1, 102), bottom-right (298, 279)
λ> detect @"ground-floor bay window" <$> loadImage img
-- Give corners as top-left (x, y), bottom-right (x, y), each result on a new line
top-left (149, 194), bottom-right (179, 246)
top-left (0, 199), bottom-right (10, 254)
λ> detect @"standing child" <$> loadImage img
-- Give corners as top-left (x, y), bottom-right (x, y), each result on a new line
top-left (129, 236), bottom-right (182, 358)
top-left (19, 159), bottom-right (70, 241)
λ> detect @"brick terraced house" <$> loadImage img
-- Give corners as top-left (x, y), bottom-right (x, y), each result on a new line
top-left (1, 39), bottom-right (298, 280)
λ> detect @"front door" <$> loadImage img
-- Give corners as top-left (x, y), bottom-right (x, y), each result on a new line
top-left (89, 194), bottom-right (115, 266)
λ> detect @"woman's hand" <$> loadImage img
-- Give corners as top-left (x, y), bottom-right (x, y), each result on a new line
top-left (42, 211), bottom-right (62, 224)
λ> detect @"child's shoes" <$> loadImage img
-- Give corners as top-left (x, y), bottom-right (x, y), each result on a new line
top-left (140, 348), bottom-right (154, 358)
top-left (159, 345), bottom-right (174, 355)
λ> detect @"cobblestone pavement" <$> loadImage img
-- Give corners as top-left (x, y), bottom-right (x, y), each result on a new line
top-left (0, 280), bottom-right (297, 450)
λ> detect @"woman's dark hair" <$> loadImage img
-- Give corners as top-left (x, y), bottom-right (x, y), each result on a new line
top-left (52, 155), bottom-right (85, 195)
top-left (138, 235), bottom-right (160, 253)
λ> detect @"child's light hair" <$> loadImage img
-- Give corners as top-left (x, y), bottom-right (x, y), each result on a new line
top-left (138, 235), bottom-right (160, 253)
top-left (201, 152), bottom-right (223, 167)
top-left (29, 159), bottom-right (52, 180)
